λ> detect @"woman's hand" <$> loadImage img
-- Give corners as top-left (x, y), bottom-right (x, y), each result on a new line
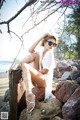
top-left (42, 33), bottom-right (51, 40)
top-left (39, 68), bottom-right (49, 74)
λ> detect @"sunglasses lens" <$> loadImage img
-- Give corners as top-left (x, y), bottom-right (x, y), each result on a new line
top-left (48, 41), bottom-right (53, 46)
top-left (48, 41), bottom-right (57, 47)
top-left (53, 43), bottom-right (57, 47)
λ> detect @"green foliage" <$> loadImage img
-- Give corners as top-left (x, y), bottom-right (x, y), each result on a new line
top-left (61, 5), bottom-right (80, 59)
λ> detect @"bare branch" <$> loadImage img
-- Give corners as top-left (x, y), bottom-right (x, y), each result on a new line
top-left (10, 30), bottom-right (24, 45)
top-left (8, 30), bottom-right (24, 68)
top-left (22, 4), bottom-right (63, 37)
top-left (0, 0), bottom-right (37, 25)
top-left (0, 0), bottom-right (6, 9)
top-left (10, 43), bottom-right (23, 69)
top-left (22, 1), bottom-right (46, 28)
top-left (0, 29), bottom-right (2, 34)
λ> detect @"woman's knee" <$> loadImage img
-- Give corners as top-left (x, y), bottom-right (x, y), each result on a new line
top-left (32, 52), bottom-right (39, 60)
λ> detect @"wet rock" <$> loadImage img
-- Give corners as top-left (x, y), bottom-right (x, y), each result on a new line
top-left (19, 98), bottom-right (62, 120)
top-left (62, 86), bottom-right (80, 120)
top-left (54, 80), bottom-right (79, 103)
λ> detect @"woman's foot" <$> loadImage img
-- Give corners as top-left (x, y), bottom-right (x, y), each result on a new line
top-left (26, 92), bottom-right (35, 112)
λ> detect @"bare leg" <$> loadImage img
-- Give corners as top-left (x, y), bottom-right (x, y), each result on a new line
top-left (13, 52), bottom-right (39, 70)
top-left (22, 63), bottom-right (46, 88)
top-left (22, 64), bottom-right (33, 94)
top-left (22, 63), bottom-right (35, 112)
top-left (21, 63), bottom-right (46, 112)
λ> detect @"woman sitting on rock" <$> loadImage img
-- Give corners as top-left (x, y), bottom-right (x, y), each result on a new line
top-left (14, 33), bottom-right (58, 112)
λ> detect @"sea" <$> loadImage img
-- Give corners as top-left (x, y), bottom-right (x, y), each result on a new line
top-left (0, 61), bottom-right (16, 73)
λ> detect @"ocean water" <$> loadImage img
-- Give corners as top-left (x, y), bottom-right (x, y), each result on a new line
top-left (0, 61), bottom-right (14, 73)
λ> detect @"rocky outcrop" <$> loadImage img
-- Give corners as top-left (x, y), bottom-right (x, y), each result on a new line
top-left (54, 59), bottom-right (80, 83)
top-left (2, 59), bottom-right (80, 120)
top-left (62, 86), bottom-right (80, 120)
top-left (19, 98), bottom-right (63, 120)
top-left (54, 80), bottom-right (79, 103)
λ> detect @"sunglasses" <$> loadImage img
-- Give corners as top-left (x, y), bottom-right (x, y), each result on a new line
top-left (47, 41), bottom-right (57, 47)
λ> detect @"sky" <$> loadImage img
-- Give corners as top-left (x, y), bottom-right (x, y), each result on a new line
top-left (0, 0), bottom-right (70, 61)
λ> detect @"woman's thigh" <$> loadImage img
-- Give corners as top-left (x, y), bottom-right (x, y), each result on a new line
top-left (23, 64), bottom-right (46, 88)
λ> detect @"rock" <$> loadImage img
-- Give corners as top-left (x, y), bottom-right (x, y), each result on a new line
top-left (56, 60), bottom-right (72, 71)
top-left (54, 59), bottom-right (80, 80)
top-left (51, 116), bottom-right (64, 120)
top-left (55, 60), bottom-right (72, 79)
top-left (54, 80), bottom-right (79, 103)
top-left (54, 68), bottom-right (61, 78)
top-left (62, 86), bottom-right (80, 120)
top-left (57, 60), bottom-right (70, 69)
top-left (71, 66), bottom-right (77, 71)
top-left (0, 102), bottom-right (10, 112)
top-left (32, 86), bottom-right (45, 101)
top-left (70, 70), bottom-right (80, 80)
top-left (76, 64), bottom-right (80, 70)
top-left (19, 98), bottom-right (62, 120)
top-left (2, 89), bottom-right (10, 102)
top-left (76, 77), bottom-right (80, 85)
top-left (60, 71), bottom-right (71, 80)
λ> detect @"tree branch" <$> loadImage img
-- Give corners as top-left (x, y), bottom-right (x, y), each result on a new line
top-left (22, 4), bottom-right (63, 37)
top-left (0, 0), bottom-right (37, 25)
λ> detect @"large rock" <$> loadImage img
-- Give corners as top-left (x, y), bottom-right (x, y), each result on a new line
top-left (76, 77), bottom-right (80, 85)
top-left (70, 70), bottom-right (80, 80)
top-left (54, 80), bottom-right (79, 103)
top-left (32, 86), bottom-right (45, 101)
top-left (54, 60), bottom-right (72, 79)
top-left (19, 98), bottom-right (62, 120)
top-left (54, 68), bottom-right (61, 78)
top-left (59, 71), bottom-right (71, 81)
top-left (56, 60), bottom-right (72, 71)
top-left (51, 116), bottom-right (64, 120)
top-left (62, 86), bottom-right (80, 120)
top-left (76, 64), bottom-right (80, 70)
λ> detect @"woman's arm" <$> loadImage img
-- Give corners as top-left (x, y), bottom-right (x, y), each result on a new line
top-left (29, 37), bottom-right (43, 53)
top-left (29, 33), bottom-right (50, 53)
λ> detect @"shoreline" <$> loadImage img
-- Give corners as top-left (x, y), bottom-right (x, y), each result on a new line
top-left (0, 72), bottom-right (9, 79)
top-left (0, 72), bottom-right (9, 108)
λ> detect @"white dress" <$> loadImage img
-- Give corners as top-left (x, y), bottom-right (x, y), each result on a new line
top-left (35, 46), bottom-right (55, 99)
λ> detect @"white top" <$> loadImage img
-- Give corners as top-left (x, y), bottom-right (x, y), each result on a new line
top-left (35, 46), bottom-right (55, 99)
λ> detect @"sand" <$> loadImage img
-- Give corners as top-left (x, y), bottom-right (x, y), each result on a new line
top-left (0, 72), bottom-right (9, 108)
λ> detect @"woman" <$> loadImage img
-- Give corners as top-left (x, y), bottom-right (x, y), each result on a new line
top-left (16, 33), bottom-right (58, 112)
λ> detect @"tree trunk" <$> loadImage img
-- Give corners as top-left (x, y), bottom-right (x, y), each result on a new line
top-left (9, 69), bottom-right (26, 120)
